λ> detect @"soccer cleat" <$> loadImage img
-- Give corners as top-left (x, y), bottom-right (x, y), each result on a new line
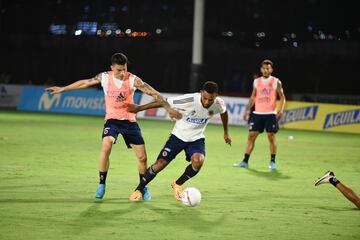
top-left (95, 184), bottom-right (106, 199)
top-left (142, 186), bottom-right (151, 201)
top-left (171, 181), bottom-right (183, 201)
top-left (233, 161), bottom-right (249, 168)
top-left (314, 171), bottom-right (335, 186)
top-left (268, 161), bottom-right (277, 170)
top-left (129, 190), bottom-right (142, 202)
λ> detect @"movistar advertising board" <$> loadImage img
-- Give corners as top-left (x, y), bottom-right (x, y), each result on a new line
top-left (17, 86), bottom-right (141, 116)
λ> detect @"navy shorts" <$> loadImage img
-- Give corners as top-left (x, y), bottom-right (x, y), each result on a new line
top-left (157, 134), bottom-right (205, 163)
top-left (249, 113), bottom-right (279, 133)
top-left (102, 119), bottom-right (145, 148)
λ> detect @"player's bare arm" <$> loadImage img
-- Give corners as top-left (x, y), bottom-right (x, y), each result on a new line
top-left (220, 111), bottom-right (232, 146)
top-left (243, 87), bottom-right (256, 121)
top-left (127, 101), bottom-right (162, 113)
top-left (46, 74), bottom-right (102, 94)
top-left (134, 77), bottom-right (182, 119)
top-left (276, 80), bottom-right (286, 119)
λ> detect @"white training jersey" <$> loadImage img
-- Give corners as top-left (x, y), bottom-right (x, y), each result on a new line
top-left (167, 93), bottom-right (227, 142)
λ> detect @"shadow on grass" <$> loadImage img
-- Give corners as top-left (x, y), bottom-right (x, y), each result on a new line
top-left (142, 203), bottom-right (227, 232)
top-left (315, 206), bottom-right (360, 212)
top-left (0, 197), bottom-right (127, 204)
top-left (246, 169), bottom-right (291, 180)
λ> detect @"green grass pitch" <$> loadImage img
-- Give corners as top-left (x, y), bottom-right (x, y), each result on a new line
top-left (0, 111), bottom-right (359, 240)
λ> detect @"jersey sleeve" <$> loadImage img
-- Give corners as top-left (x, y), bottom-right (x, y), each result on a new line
top-left (167, 93), bottom-right (195, 111)
top-left (215, 97), bottom-right (227, 114)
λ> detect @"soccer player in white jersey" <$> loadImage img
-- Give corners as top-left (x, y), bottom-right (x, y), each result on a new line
top-left (128, 81), bottom-right (232, 202)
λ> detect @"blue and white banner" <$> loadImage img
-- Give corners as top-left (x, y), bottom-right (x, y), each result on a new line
top-left (17, 86), bottom-right (141, 116)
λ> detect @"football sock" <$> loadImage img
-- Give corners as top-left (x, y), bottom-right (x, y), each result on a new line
top-left (139, 173), bottom-right (144, 182)
top-left (243, 154), bottom-right (250, 163)
top-left (99, 171), bottom-right (107, 184)
top-left (135, 165), bottom-right (157, 192)
top-left (271, 154), bottom-right (276, 162)
top-left (329, 176), bottom-right (340, 187)
top-left (176, 164), bottom-right (199, 185)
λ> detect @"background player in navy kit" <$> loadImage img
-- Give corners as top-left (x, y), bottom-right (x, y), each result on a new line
top-left (128, 81), bottom-right (232, 201)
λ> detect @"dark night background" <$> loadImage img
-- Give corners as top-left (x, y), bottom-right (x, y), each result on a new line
top-left (0, 0), bottom-right (359, 100)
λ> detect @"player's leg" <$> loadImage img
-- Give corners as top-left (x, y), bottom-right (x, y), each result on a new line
top-left (129, 158), bottom-right (169, 201)
top-left (315, 171), bottom-right (360, 209)
top-left (122, 121), bottom-right (152, 201)
top-left (95, 136), bottom-right (115, 199)
top-left (266, 132), bottom-right (277, 169)
top-left (130, 143), bottom-right (152, 201)
top-left (336, 183), bottom-right (360, 209)
top-left (233, 131), bottom-right (259, 168)
top-left (129, 134), bottom-right (183, 201)
top-left (265, 114), bottom-right (279, 170)
top-left (172, 153), bottom-right (205, 201)
top-left (172, 138), bottom-right (205, 201)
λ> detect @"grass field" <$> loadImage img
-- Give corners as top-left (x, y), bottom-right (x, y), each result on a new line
top-left (0, 111), bottom-right (359, 240)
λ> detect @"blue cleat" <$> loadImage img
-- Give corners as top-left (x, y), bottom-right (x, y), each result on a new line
top-left (95, 184), bottom-right (106, 199)
top-left (268, 161), bottom-right (277, 170)
top-left (233, 160), bottom-right (249, 168)
top-left (142, 186), bottom-right (151, 201)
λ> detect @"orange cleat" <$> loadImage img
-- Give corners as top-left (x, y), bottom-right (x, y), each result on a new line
top-left (171, 181), bottom-right (183, 201)
top-left (129, 190), bottom-right (142, 202)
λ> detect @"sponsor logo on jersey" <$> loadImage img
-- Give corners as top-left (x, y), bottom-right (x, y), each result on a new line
top-left (186, 117), bottom-right (208, 125)
top-left (323, 109), bottom-right (360, 129)
top-left (278, 105), bottom-right (318, 125)
top-left (116, 92), bottom-right (126, 102)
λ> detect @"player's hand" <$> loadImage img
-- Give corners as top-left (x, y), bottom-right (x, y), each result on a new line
top-left (45, 86), bottom-right (64, 94)
top-left (243, 111), bottom-right (249, 121)
top-left (168, 108), bottom-right (182, 120)
top-left (224, 133), bottom-right (232, 146)
top-left (276, 111), bottom-right (284, 119)
top-left (127, 104), bottom-right (141, 113)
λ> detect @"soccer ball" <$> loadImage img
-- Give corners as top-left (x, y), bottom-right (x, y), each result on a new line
top-left (181, 187), bottom-right (201, 207)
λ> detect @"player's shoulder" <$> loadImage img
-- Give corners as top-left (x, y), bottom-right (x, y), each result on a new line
top-left (172, 93), bottom-right (197, 104)
top-left (215, 96), bottom-right (225, 105)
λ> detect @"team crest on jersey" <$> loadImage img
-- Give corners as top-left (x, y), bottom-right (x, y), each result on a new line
top-left (208, 110), bottom-right (214, 116)
top-left (116, 92), bottom-right (126, 102)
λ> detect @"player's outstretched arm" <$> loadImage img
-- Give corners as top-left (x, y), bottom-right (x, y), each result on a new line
top-left (276, 80), bottom-right (286, 119)
top-left (127, 101), bottom-right (162, 113)
top-left (46, 74), bottom-right (102, 94)
top-left (134, 77), bottom-right (182, 119)
top-left (244, 87), bottom-right (256, 121)
top-left (220, 111), bottom-right (232, 146)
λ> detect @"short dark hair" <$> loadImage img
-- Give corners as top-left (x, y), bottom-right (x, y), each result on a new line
top-left (111, 53), bottom-right (128, 65)
top-left (202, 81), bottom-right (218, 94)
top-left (261, 59), bottom-right (274, 67)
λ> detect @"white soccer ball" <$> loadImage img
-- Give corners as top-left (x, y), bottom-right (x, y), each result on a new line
top-left (181, 187), bottom-right (201, 207)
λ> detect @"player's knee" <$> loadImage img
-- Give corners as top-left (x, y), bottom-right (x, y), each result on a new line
top-left (192, 154), bottom-right (204, 169)
top-left (137, 154), bottom-right (147, 163)
top-left (102, 139), bottom-right (113, 152)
